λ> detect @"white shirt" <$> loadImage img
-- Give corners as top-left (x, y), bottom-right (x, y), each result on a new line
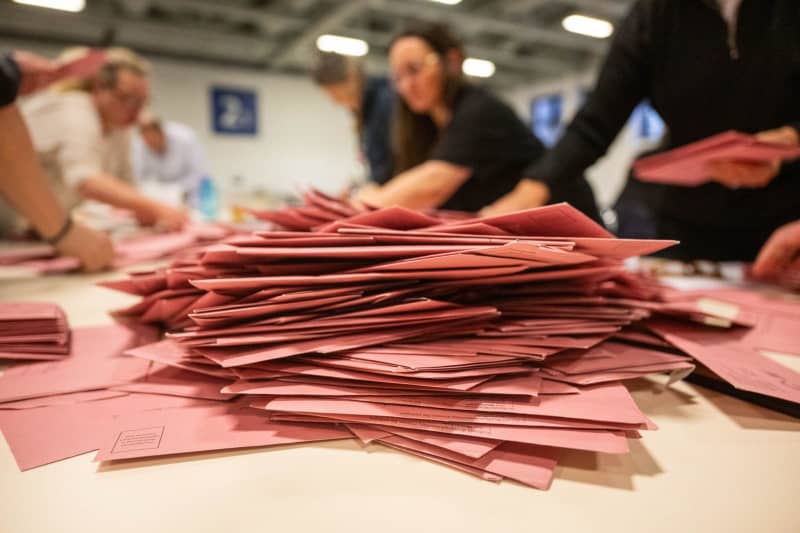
top-left (131, 121), bottom-right (206, 205)
top-left (18, 90), bottom-right (133, 210)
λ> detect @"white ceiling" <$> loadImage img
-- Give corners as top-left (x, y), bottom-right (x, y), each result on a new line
top-left (0, 0), bottom-right (635, 88)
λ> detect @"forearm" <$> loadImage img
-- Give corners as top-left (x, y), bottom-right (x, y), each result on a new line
top-left (480, 178), bottom-right (551, 216)
top-left (525, 2), bottom-right (650, 186)
top-left (0, 104), bottom-right (69, 238)
top-left (363, 161), bottom-right (469, 210)
top-left (77, 173), bottom-right (159, 216)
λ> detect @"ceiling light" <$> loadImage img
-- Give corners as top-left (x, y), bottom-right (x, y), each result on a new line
top-left (429, 0), bottom-right (462, 5)
top-left (316, 34), bottom-right (369, 57)
top-left (562, 14), bottom-right (614, 39)
top-left (462, 58), bottom-right (495, 78)
top-left (13, 0), bottom-right (85, 12)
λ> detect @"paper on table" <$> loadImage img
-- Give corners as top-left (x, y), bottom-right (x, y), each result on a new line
top-left (0, 393), bottom-right (205, 470)
top-left (0, 324), bottom-right (155, 403)
top-left (93, 402), bottom-right (352, 462)
top-left (648, 319), bottom-right (800, 404)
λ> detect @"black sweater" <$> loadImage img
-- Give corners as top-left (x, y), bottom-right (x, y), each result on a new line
top-left (525, 0), bottom-right (800, 261)
top-left (0, 54), bottom-right (20, 107)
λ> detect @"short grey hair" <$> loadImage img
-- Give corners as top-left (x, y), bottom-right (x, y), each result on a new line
top-left (311, 52), bottom-right (363, 86)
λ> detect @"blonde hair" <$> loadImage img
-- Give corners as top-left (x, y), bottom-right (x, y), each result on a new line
top-left (52, 46), bottom-right (150, 93)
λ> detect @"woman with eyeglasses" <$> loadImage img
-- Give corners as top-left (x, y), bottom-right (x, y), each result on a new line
top-left (11, 47), bottom-right (187, 231)
top-left (358, 22), bottom-right (600, 219)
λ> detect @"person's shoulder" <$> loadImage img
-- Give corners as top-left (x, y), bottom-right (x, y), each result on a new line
top-left (367, 76), bottom-right (395, 104)
top-left (458, 84), bottom-right (500, 105)
top-left (56, 90), bottom-right (96, 111)
top-left (20, 90), bottom-right (99, 129)
top-left (455, 84), bottom-right (515, 119)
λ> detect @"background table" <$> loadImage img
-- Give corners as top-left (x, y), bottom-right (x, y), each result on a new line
top-left (1, 272), bottom-right (799, 533)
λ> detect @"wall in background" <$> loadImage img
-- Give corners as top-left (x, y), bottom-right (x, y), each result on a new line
top-left (146, 58), bottom-right (362, 199)
top-left (2, 38), bottom-right (362, 201)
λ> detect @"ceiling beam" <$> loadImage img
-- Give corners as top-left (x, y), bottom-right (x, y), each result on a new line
top-left (367, 0), bottom-right (604, 54)
top-left (268, 1), bottom-right (368, 70)
top-left (146, 0), bottom-right (307, 35)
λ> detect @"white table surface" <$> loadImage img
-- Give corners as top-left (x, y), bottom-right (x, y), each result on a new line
top-left (1, 271), bottom-right (799, 533)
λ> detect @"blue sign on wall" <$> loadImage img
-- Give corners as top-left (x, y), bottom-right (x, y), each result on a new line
top-left (210, 86), bottom-right (258, 135)
top-left (530, 93), bottom-right (563, 147)
top-left (630, 100), bottom-right (666, 141)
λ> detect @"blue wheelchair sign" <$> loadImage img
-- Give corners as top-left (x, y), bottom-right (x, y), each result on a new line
top-left (210, 86), bottom-right (258, 135)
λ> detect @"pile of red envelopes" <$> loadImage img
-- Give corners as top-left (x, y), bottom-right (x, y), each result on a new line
top-left (3, 195), bottom-right (798, 490)
top-left (94, 196), bottom-right (789, 490)
top-left (633, 130), bottom-right (800, 186)
top-left (0, 302), bottom-right (69, 360)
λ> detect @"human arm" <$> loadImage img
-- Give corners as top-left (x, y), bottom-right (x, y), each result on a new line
top-left (483, 1), bottom-right (655, 214)
top-left (77, 174), bottom-right (188, 230)
top-left (357, 160), bottom-right (470, 209)
top-left (55, 98), bottom-right (188, 230)
top-left (0, 104), bottom-right (112, 271)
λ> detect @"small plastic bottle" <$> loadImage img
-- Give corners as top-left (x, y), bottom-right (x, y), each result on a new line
top-left (197, 175), bottom-right (219, 221)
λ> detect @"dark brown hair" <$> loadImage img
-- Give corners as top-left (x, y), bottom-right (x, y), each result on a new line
top-left (390, 22), bottom-right (466, 173)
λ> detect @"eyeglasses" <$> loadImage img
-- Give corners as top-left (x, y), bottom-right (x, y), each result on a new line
top-left (391, 53), bottom-right (440, 87)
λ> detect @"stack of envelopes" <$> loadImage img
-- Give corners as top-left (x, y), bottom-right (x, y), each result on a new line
top-left (0, 302), bottom-right (70, 360)
top-left (95, 197), bottom-right (778, 490)
top-left (1, 197), bottom-right (794, 487)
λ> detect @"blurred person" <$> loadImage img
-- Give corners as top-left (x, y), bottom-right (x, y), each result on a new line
top-left (358, 22), bottom-right (600, 219)
top-left (18, 47), bottom-right (188, 230)
top-left (0, 50), bottom-right (111, 271)
top-left (131, 112), bottom-right (206, 206)
top-left (484, 0), bottom-right (800, 262)
top-left (312, 52), bottom-right (394, 187)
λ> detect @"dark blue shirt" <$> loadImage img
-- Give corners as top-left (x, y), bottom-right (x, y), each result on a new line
top-left (361, 76), bottom-right (394, 185)
top-left (0, 54), bottom-right (20, 107)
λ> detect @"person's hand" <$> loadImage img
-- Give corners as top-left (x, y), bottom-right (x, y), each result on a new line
top-left (355, 183), bottom-right (382, 206)
top-left (136, 201), bottom-right (189, 231)
top-left (706, 126), bottom-right (800, 189)
top-left (12, 51), bottom-right (58, 96)
top-left (752, 220), bottom-right (800, 279)
top-left (54, 221), bottom-right (113, 273)
top-left (755, 125), bottom-right (800, 146)
top-left (479, 178), bottom-right (550, 216)
top-left (706, 159), bottom-right (781, 189)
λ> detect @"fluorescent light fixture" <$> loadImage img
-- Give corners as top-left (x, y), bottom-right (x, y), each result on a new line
top-left (562, 14), bottom-right (614, 39)
top-left (316, 34), bottom-right (369, 57)
top-left (429, 0), bottom-right (462, 4)
top-left (462, 57), bottom-right (496, 78)
top-left (13, 0), bottom-right (85, 12)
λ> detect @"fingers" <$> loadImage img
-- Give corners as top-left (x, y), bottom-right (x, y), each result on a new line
top-left (755, 126), bottom-right (800, 147)
top-left (55, 222), bottom-right (113, 272)
top-left (707, 160), bottom-right (780, 189)
top-left (752, 221), bottom-right (800, 278)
